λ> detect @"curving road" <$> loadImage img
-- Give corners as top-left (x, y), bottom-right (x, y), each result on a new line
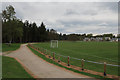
top-left (5, 44), bottom-right (90, 78)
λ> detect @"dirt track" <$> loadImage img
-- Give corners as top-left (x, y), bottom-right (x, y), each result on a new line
top-left (5, 44), bottom-right (90, 78)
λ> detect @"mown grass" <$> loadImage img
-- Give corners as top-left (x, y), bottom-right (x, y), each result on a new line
top-left (2, 43), bottom-right (21, 52)
top-left (32, 41), bottom-right (118, 76)
top-left (2, 56), bottom-right (33, 78)
top-left (28, 45), bottom-right (114, 80)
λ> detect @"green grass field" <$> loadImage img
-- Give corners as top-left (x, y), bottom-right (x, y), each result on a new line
top-left (2, 43), bottom-right (21, 52)
top-left (32, 41), bottom-right (119, 76)
top-left (2, 56), bottom-right (33, 78)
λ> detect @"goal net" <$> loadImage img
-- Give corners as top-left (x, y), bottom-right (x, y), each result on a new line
top-left (50, 40), bottom-right (58, 48)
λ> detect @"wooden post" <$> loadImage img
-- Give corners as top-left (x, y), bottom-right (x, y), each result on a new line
top-left (81, 59), bottom-right (84, 71)
top-left (68, 56), bottom-right (70, 66)
top-left (49, 55), bottom-right (51, 58)
top-left (49, 53), bottom-right (51, 58)
top-left (58, 56), bottom-right (60, 62)
top-left (53, 53), bottom-right (55, 60)
top-left (104, 62), bottom-right (107, 76)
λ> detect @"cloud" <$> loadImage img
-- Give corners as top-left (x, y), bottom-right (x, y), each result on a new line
top-left (1, 2), bottom-right (118, 35)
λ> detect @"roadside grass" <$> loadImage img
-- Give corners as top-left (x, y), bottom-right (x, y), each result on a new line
top-left (32, 41), bottom-right (118, 76)
top-left (2, 56), bottom-right (34, 78)
top-left (2, 43), bottom-right (21, 52)
top-left (27, 45), bottom-right (114, 80)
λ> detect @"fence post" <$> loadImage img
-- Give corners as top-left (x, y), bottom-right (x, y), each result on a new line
top-left (58, 56), bottom-right (60, 62)
top-left (104, 62), bottom-right (107, 76)
top-left (81, 59), bottom-right (84, 71)
top-left (68, 56), bottom-right (70, 66)
top-left (49, 52), bottom-right (51, 58)
top-left (53, 53), bottom-right (55, 60)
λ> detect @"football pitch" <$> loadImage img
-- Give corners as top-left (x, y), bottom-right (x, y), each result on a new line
top-left (32, 41), bottom-right (119, 75)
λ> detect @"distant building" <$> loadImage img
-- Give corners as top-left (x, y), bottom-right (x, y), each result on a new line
top-left (118, 38), bottom-right (120, 41)
top-left (104, 37), bottom-right (111, 41)
top-left (83, 37), bottom-right (103, 41)
top-left (83, 38), bottom-right (91, 41)
top-left (83, 37), bottom-right (118, 42)
top-left (96, 37), bottom-right (103, 41)
top-left (111, 38), bottom-right (118, 42)
top-left (90, 38), bottom-right (96, 41)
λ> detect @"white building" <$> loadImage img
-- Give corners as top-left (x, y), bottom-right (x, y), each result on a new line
top-left (104, 37), bottom-right (111, 41)
top-left (83, 37), bottom-right (103, 41)
top-left (111, 38), bottom-right (118, 42)
top-left (83, 38), bottom-right (91, 41)
top-left (95, 37), bottom-right (103, 41)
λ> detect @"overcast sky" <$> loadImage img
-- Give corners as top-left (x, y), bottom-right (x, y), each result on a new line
top-left (1, 2), bottom-right (118, 35)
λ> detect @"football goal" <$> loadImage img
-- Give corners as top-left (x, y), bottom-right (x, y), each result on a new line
top-left (50, 40), bottom-right (58, 48)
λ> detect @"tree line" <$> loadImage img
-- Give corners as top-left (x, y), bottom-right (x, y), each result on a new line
top-left (2, 5), bottom-right (120, 43)
top-left (2, 5), bottom-right (60, 43)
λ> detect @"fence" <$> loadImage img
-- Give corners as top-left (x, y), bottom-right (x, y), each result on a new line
top-left (28, 44), bottom-right (119, 78)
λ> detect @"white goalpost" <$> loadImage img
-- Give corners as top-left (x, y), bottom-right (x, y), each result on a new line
top-left (50, 40), bottom-right (58, 48)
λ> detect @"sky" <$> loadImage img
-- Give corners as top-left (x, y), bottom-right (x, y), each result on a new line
top-left (1, 1), bottom-right (119, 35)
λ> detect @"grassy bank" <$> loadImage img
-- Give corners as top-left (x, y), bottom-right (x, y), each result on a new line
top-left (2, 56), bottom-right (33, 78)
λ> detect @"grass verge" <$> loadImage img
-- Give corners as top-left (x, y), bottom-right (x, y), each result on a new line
top-left (2, 43), bottom-right (21, 52)
top-left (27, 45), bottom-right (114, 80)
top-left (2, 56), bottom-right (34, 78)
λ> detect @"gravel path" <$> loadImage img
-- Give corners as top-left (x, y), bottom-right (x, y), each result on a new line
top-left (5, 44), bottom-right (90, 78)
